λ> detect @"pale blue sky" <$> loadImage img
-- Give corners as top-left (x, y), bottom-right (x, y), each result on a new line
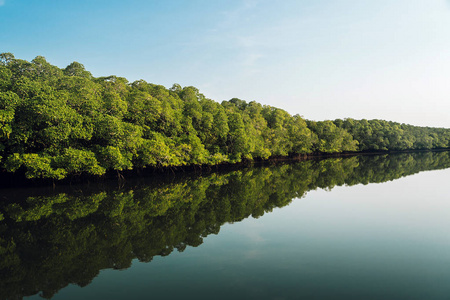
top-left (1, 0), bottom-right (450, 127)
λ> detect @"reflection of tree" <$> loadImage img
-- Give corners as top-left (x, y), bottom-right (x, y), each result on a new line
top-left (0, 151), bottom-right (449, 299)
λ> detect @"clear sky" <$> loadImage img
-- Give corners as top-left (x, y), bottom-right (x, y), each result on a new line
top-left (1, 0), bottom-right (450, 127)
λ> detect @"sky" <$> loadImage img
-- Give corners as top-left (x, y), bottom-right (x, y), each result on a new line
top-left (1, 0), bottom-right (450, 128)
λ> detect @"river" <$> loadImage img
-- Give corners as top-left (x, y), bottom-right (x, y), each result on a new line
top-left (1, 151), bottom-right (450, 299)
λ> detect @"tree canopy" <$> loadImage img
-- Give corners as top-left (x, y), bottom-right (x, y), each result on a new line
top-left (0, 53), bottom-right (449, 180)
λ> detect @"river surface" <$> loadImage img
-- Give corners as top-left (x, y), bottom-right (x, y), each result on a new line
top-left (1, 151), bottom-right (450, 299)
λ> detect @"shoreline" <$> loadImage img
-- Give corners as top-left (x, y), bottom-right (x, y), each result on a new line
top-left (1, 148), bottom-right (449, 188)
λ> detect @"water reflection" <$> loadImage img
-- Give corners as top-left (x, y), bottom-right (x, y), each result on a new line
top-left (0, 151), bottom-right (449, 299)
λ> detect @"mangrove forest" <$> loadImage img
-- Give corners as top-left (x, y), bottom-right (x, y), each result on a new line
top-left (1, 53), bottom-right (450, 180)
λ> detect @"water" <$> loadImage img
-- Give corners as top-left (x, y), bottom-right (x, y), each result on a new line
top-left (1, 151), bottom-right (450, 299)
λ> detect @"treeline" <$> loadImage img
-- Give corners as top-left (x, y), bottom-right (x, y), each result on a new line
top-left (1, 53), bottom-right (450, 179)
top-left (1, 151), bottom-right (450, 299)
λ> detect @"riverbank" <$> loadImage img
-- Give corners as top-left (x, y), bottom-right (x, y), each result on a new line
top-left (1, 148), bottom-right (449, 188)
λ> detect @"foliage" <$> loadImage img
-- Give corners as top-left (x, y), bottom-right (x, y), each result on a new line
top-left (334, 118), bottom-right (450, 151)
top-left (0, 53), bottom-right (449, 180)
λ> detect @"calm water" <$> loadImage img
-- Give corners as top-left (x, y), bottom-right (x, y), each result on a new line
top-left (1, 152), bottom-right (450, 299)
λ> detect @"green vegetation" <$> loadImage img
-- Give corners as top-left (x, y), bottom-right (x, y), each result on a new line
top-left (0, 151), bottom-right (449, 299)
top-left (1, 53), bottom-right (450, 180)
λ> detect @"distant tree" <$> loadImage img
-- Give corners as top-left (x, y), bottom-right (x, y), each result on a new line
top-left (63, 62), bottom-right (92, 78)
